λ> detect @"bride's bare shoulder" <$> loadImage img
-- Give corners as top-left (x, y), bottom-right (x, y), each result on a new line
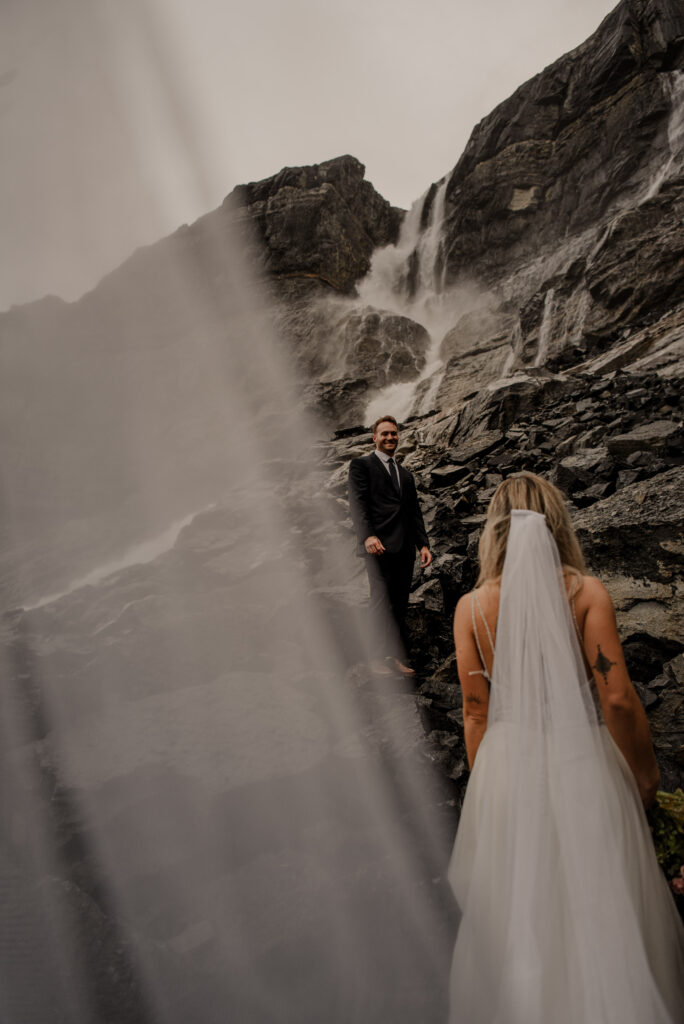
top-left (454, 581), bottom-right (499, 626)
top-left (576, 574), bottom-right (609, 595)
top-left (572, 574), bottom-right (613, 613)
top-left (454, 589), bottom-right (472, 624)
top-left (476, 580), bottom-right (501, 608)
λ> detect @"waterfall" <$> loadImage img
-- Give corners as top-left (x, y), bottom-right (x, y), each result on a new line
top-left (359, 178), bottom-right (448, 318)
top-left (359, 179), bottom-right (458, 423)
top-left (534, 288), bottom-right (556, 367)
top-left (414, 179), bottom-right (449, 297)
top-left (642, 70), bottom-right (684, 202)
top-left (23, 506), bottom-right (212, 611)
top-left (569, 287), bottom-right (591, 349)
top-left (580, 72), bottom-right (684, 277)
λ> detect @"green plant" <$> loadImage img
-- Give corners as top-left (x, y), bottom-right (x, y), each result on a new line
top-left (648, 789), bottom-right (684, 892)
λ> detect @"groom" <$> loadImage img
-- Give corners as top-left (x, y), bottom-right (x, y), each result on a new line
top-left (348, 416), bottom-right (432, 676)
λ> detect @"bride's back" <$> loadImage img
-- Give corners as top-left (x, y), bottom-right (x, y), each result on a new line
top-left (471, 571), bottom-right (599, 682)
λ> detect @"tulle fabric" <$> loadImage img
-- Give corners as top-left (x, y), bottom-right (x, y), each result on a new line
top-left (448, 510), bottom-right (684, 1024)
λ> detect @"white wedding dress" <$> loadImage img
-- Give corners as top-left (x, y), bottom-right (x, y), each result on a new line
top-left (448, 511), bottom-right (684, 1024)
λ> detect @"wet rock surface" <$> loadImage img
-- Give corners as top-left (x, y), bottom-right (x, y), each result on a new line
top-left (0, 488), bottom-right (457, 1022)
top-left (399, 0), bottom-right (684, 411)
top-left (324, 368), bottom-right (683, 788)
top-left (441, 1), bottom-right (684, 283)
top-left (229, 154), bottom-right (403, 293)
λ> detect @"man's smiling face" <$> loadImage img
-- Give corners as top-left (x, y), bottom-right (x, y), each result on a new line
top-left (373, 421), bottom-right (399, 455)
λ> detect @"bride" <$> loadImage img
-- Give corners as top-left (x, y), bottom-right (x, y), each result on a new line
top-left (449, 472), bottom-right (684, 1024)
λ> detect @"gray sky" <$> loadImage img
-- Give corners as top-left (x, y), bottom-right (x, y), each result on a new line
top-left (0, 0), bottom-right (618, 309)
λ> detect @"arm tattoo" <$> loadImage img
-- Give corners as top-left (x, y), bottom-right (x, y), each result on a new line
top-left (465, 693), bottom-right (485, 705)
top-left (592, 645), bottom-right (617, 685)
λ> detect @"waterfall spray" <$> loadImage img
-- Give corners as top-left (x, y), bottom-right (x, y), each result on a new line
top-left (0, 4), bottom-right (457, 1022)
top-left (359, 178), bottom-right (479, 422)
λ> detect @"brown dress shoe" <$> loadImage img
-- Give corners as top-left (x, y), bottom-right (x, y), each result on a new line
top-left (369, 658), bottom-right (394, 677)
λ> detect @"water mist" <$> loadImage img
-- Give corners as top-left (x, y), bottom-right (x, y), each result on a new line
top-left (0, 3), bottom-right (457, 1022)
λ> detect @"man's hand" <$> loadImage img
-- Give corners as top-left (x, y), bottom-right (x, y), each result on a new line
top-left (420, 546), bottom-right (432, 568)
top-left (364, 535), bottom-right (386, 556)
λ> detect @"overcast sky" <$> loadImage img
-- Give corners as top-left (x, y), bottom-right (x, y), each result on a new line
top-left (0, 0), bottom-right (618, 310)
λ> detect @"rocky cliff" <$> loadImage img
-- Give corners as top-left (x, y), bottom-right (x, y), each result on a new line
top-left (434, 0), bottom-right (684, 384)
top-left (2, 0), bottom-right (684, 1018)
top-left (216, 0), bottom-right (684, 424)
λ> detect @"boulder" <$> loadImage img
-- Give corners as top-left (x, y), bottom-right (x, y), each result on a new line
top-left (574, 467), bottom-right (684, 610)
top-left (429, 464), bottom-right (469, 488)
top-left (304, 377), bottom-right (370, 427)
top-left (331, 306), bottom-right (430, 387)
top-left (602, 575), bottom-right (684, 646)
top-left (552, 446), bottom-right (613, 492)
top-left (606, 419), bottom-right (683, 459)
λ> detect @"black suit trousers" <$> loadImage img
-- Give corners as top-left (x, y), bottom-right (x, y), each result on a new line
top-left (364, 544), bottom-right (416, 660)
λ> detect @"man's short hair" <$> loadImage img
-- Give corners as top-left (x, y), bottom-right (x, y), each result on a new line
top-left (372, 415), bottom-right (398, 435)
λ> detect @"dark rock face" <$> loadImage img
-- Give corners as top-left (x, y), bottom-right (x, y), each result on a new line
top-left (222, 156), bottom-right (438, 424)
top-left (304, 377), bottom-right (371, 426)
top-left (313, 364), bottom-right (683, 805)
top-left (393, 0), bottom-right (684, 408)
top-left (442, 0), bottom-right (684, 283)
top-left (324, 368), bottom-right (684, 787)
top-left (230, 155), bottom-right (403, 293)
top-left (332, 307), bottom-right (430, 387)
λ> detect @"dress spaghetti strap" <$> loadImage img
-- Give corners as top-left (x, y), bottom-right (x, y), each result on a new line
top-left (469, 589), bottom-right (494, 684)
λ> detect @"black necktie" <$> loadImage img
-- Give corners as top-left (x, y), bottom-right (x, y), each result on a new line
top-left (388, 457), bottom-right (400, 492)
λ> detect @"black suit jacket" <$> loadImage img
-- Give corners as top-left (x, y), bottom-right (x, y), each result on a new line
top-left (348, 452), bottom-right (429, 556)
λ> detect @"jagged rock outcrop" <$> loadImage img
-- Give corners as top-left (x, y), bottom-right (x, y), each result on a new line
top-left (442, 0), bottom-right (684, 283)
top-left (330, 307), bottom-right (429, 387)
top-left (230, 155), bottom-right (402, 294)
top-left (299, 306), bottom-right (430, 423)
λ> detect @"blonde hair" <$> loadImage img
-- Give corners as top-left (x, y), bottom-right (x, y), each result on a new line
top-left (477, 471), bottom-right (586, 586)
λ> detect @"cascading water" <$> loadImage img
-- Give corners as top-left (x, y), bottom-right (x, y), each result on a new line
top-left (24, 506), bottom-right (213, 611)
top-left (358, 178), bottom-right (463, 423)
top-left (534, 289), bottom-right (556, 367)
top-left (583, 70), bottom-right (684, 272)
top-left (642, 70), bottom-right (684, 202)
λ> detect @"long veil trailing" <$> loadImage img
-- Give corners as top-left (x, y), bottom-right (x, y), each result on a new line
top-left (448, 510), bottom-right (683, 1024)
